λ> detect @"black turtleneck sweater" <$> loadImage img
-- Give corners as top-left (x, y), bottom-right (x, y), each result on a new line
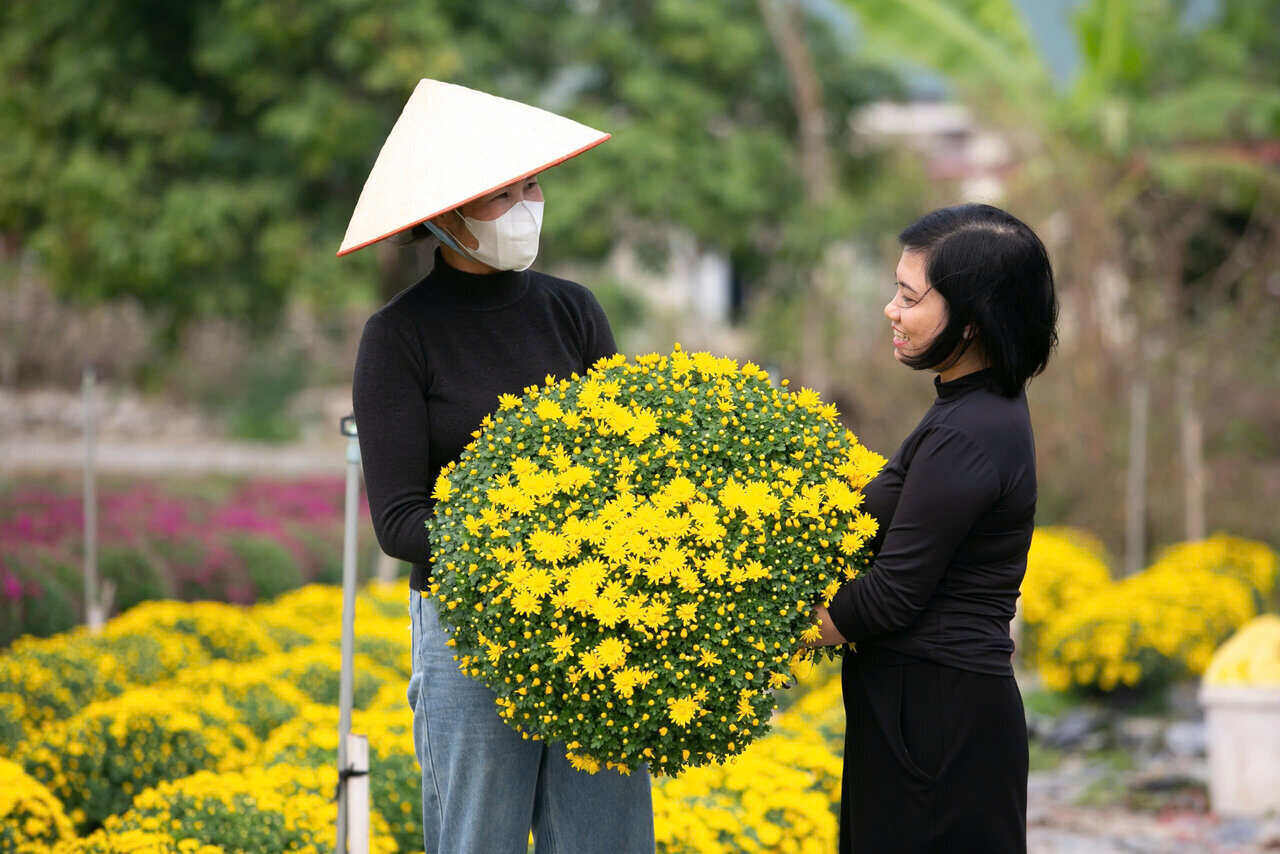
top-left (826, 369), bottom-right (1037, 676)
top-left (351, 250), bottom-right (617, 591)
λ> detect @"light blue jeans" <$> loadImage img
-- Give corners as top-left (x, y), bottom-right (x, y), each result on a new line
top-left (407, 589), bottom-right (655, 853)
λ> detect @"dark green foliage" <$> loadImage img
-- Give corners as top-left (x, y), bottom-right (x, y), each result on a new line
top-left (230, 535), bottom-right (303, 602)
top-left (3, 553), bottom-right (80, 643)
top-left (98, 545), bottom-right (168, 612)
top-left (0, 0), bottom-right (902, 341)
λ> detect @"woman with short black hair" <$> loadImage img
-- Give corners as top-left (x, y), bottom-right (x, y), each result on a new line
top-left (811, 203), bottom-right (1058, 852)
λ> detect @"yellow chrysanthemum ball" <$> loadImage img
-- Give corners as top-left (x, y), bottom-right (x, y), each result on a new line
top-left (427, 347), bottom-right (885, 776)
top-left (1204, 614), bottom-right (1280, 687)
top-left (0, 756), bottom-right (75, 851)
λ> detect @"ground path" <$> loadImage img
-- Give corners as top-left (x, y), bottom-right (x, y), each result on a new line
top-left (2, 437), bottom-right (345, 477)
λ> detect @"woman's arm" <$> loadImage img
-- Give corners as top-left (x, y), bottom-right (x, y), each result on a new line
top-left (352, 311), bottom-right (434, 565)
top-left (823, 425), bottom-right (1001, 644)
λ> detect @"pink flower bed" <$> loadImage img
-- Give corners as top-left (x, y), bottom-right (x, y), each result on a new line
top-left (0, 477), bottom-right (376, 645)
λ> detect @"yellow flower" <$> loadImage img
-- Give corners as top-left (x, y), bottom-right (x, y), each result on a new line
top-left (566, 752), bottom-right (601, 773)
top-left (510, 589), bottom-right (542, 616)
top-left (593, 637), bottom-right (629, 671)
top-left (578, 650), bottom-right (605, 681)
top-left (611, 667), bottom-right (654, 699)
top-left (431, 475), bottom-right (454, 503)
top-left (549, 631), bottom-right (577, 663)
top-left (527, 529), bottom-right (573, 565)
top-left (793, 387), bottom-right (822, 410)
top-left (666, 696), bottom-right (703, 727)
top-left (535, 398), bottom-right (564, 421)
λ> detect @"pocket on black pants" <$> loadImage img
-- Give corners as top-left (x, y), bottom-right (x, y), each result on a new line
top-left (860, 662), bottom-right (946, 784)
top-left (897, 662), bottom-right (945, 781)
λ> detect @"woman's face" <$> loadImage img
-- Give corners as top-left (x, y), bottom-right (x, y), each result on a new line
top-left (434, 175), bottom-right (544, 250)
top-left (884, 249), bottom-right (947, 364)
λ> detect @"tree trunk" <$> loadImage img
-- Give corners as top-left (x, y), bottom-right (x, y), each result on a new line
top-left (1124, 374), bottom-right (1149, 577)
top-left (757, 0), bottom-right (834, 394)
top-left (375, 551), bottom-right (401, 584)
top-left (1177, 372), bottom-right (1206, 541)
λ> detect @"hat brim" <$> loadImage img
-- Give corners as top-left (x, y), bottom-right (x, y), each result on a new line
top-left (337, 79), bottom-right (612, 258)
top-left (336, 133), bottom-right (610, 257)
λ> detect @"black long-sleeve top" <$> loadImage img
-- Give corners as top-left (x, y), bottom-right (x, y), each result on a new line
top-left (826, 368), bottom-right (1036, 675)
top-left (351, 249), bottom-right (617, 591)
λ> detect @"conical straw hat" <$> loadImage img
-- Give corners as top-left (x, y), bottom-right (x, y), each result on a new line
top-left (337, 79), bottom-right (610, 256)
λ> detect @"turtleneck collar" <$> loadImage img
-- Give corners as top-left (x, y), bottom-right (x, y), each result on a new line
top-left (422, 248), bottom-right (529, 311)
top-left (934, 367), bottom-right (996, 402)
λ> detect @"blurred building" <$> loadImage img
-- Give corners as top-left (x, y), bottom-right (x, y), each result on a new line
top-left (850, 100), bottom-right (1016, 203)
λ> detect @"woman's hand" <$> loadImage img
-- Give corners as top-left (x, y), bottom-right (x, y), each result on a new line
top-left (805, 605), bottom-right (848, 648)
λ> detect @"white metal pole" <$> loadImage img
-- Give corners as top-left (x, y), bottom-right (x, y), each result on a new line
top-left (336, 416), bottom-right (361, 852)
top-left (344, 733), bottom-right (370, 854)
top-left (83, 365), bottom-right (102, 633)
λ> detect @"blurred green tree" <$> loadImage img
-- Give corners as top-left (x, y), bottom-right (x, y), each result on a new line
top-left (0, 0), bottom-right (905, 347)
top-left (840, 0), bottom-right (1280, 558)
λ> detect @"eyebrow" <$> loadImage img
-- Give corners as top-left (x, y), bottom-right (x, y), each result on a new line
top-left (895, 279), bottom-right (919, 295)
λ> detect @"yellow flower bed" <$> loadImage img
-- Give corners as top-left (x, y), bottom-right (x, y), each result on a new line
top-left (247, 643), bottom-right (404, 711)
top-left (251, 583), bottom-right (414, 678)
top-left (653, 726), bottom-right (840, 853)
top-left (0, 628), bottom-right (206, 730)
top-left (1, 756), bottom-right (74, 852)
top-left (2, 577), bottom-right (856, 851)
top-left (1020, 527), bottom-right (1112, 628)
top-left (61, 764), bottom-right (397, 854)
top-left (6, 526), bottom-right (1266, 849)
top-left (652, 662), bottom-right (844, 853)
top-left (428, 347), bottom-right (883, 775)
top-left (258, 702), bottom-right (421, 851)
top-left (1204, 614), bottom-right (1280, 687)
top-left (104, 600), bottom-right (283, 662)
top-left (1035, 557), bottom-right (1260, 693)
top-left (19, 686), bottom-right (257, 832)
top-left (1022, 532), bottom-right (1277, 693)
top-left (169, 660), bottom-right (315, 741)
top-left (0, 691), bottom-right (28, 757)
top-left (1152, 533), bottom-right (1278, 601)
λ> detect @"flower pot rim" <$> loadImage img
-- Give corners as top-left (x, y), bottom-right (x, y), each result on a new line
top-left (1199, 683), bottom-right (1280, 706)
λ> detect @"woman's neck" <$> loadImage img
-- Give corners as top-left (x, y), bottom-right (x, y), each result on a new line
top-left (439, 243), bottom-right (500, 275)
top-left (936, 344), bottom-right (989, 383)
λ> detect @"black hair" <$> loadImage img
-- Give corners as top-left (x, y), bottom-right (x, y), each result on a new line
top-left (897, 203), bottom-right (1058, 396)
top-left (398, 222), bottom-right (436, 247)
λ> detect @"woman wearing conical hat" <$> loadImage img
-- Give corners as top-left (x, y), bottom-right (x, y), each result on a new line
top-left (345, 80), bottom-right (653, 853)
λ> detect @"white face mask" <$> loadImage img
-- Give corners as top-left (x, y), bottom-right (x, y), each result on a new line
top-left (448, 200), bottom-right (544, 272)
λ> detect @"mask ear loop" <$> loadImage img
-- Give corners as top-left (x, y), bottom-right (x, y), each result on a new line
top-left (421, 218), bottom-right (476, 260)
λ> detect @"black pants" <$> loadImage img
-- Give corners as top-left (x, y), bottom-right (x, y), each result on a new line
top-left (839, 649), bottom-right (1028, 854)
